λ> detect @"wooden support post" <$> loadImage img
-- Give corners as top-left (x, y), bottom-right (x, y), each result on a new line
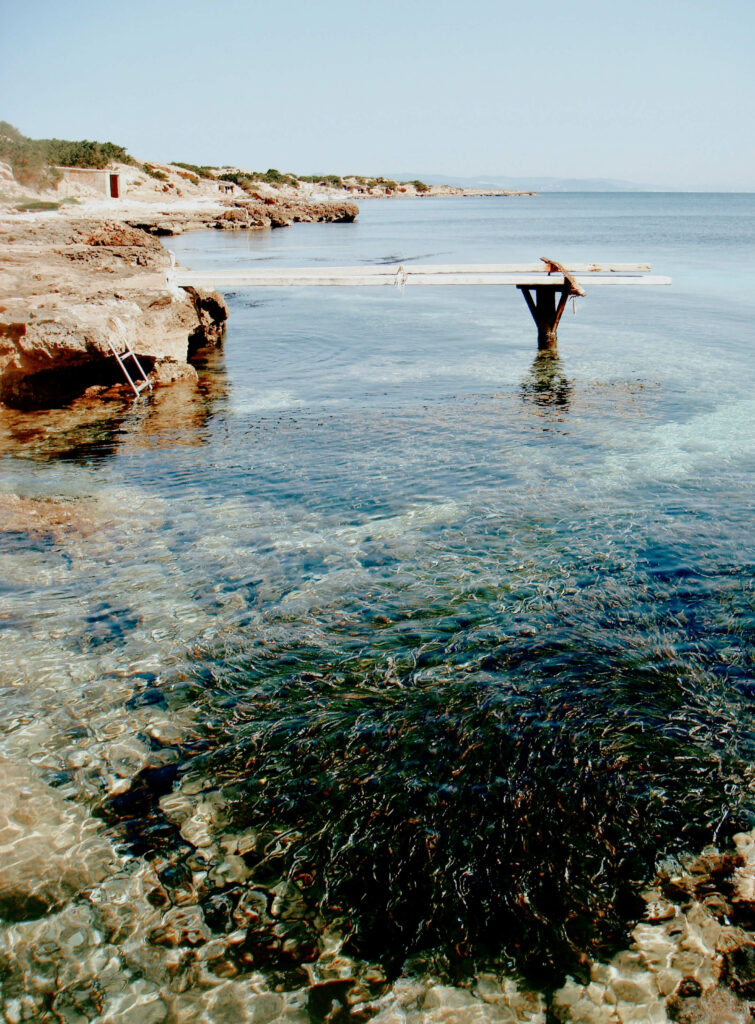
top-left (518, 285), bottom-right (571, 352)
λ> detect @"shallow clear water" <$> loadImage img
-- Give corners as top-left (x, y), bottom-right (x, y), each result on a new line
top-left (1, 194), bottom-right (753, 1016)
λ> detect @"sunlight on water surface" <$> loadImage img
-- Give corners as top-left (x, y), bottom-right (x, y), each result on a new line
top-left (0, 194), bottom-right (753, 1022)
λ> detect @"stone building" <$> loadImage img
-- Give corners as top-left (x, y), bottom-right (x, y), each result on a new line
top-left (57, 167), bottom-right (122, 197)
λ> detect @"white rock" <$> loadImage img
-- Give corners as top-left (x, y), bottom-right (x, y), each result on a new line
top-left (422, 985), bottom-right (476, 1010)
top-left (553, 978), bottom-right (584, 1009)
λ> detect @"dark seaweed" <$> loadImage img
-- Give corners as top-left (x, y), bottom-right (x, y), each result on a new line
top-left (181, 563), bottom-right (753, 987)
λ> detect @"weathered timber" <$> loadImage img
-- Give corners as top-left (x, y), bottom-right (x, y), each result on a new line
top-left (169, 269), bottom-right (670, 288)
top-left (167, 259), bottom-right (671, 353)
top-left (539, 256), bottom-right (587, 297)
top-left (518, 285), bottom-right (571, 352)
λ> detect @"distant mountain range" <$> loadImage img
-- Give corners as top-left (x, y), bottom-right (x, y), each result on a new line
top-left (387, 173), bottom-right (753, 193)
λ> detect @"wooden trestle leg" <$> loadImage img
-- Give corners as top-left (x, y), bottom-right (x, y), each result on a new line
top-left (517, 285), bottom-right (571, 353)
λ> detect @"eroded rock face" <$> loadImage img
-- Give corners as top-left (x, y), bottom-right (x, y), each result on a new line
top-left (0, 219), bottom-right (227, 408)
top-left (183, 285), bottom-right (229, 352)
top-left (0, 193), bottom-right (357, 407)
top-left (84, 222), bottom-right (161, 248)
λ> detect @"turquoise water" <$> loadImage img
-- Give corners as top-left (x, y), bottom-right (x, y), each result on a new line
top-left (0, 194), bottom-right (753, 1014)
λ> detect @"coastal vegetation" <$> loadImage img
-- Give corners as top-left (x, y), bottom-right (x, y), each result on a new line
top-left (0, 122), bottom-right (434, 197)
top-left (220, 168), bottom-right (301, 190)
top-left (171, 160), bottom-right (217, 179)
top-left (217, 169), bottom-right (431, 193)
top-left (14, 199), bottom-right (61, 211)
top-left (300, 173), bottom-right (344, 187)
top-left (0, 121), bottom-right (132, 188)
top-left (141, 163), bottom-right (167, 181)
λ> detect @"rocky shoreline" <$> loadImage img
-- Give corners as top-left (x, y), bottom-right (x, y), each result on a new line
top-left (125, 195), bottom-right (359, 237)
top-left (0, 196), bottom-right (358, 409)
top-left (0, 146), bottom-right (538, 409)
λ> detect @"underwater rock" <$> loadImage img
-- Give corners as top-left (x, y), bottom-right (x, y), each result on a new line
top-left (198, 660), bottom-right (752, 986)
top-left (666, 984), bottom-right (752, 1023)
top-left (0, 755), bottom-right (121, 921)
top-left (722, 943), bottom-right (755, 997)
top-left (0, 491), bottom-right (101, 538)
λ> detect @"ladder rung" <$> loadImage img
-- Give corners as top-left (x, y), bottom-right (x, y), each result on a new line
top-left (107, 335), bottom-right (151, 395)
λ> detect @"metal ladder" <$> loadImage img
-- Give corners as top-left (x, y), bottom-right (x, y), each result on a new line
top-left (107, 317), bottom-right (153, 398)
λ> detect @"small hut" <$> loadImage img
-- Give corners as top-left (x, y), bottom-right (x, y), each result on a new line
top-left (57, 167), bottom-right (122, 198)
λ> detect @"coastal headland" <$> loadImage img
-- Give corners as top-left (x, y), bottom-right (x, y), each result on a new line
top-left (0, 136), bottom-right (534, 409)
top-left (0, 160), bottom-right (359, 408)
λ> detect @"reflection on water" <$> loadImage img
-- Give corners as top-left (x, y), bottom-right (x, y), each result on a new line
top-left (520, 353), bottom-right (572, 412)
top-left (0, 339), bottom-right (229, 467)
top-left (0, 196), bottom-right (754, 1023)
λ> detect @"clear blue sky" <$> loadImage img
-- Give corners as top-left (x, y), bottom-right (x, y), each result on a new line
top-left (2, 0), bottom-right (753, 188)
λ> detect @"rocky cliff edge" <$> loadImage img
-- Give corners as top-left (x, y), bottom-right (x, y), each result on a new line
top-left (0, 218), bottom-right (228, 408)
top-left (0, 194), bottom-right (358, 409)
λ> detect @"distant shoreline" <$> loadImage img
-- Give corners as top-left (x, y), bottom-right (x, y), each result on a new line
top-left (357, 187), bottom-right (537, 198)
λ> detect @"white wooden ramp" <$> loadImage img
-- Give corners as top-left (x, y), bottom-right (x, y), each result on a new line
top-left (168, 257), bottom-right (671, 352)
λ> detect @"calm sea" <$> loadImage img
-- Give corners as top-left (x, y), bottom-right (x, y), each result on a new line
top-left (1, 194), bottom-right (753, 1010)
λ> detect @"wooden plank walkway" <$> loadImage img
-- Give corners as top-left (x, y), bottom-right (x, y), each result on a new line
top-left (169, 262), bottom-right (670, 289)
top-left (167, 258), bottom-right (671, 352)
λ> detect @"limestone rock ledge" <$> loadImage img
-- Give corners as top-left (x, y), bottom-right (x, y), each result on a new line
top-left (0, 219), bottom-right (228, 408)
top-left (127, 197), bottom-right (359, 236)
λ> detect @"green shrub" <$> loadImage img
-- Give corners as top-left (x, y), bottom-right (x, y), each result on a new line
top-left (15, 200), bottom-right (60, 211)
top-left (410, 179), bottom-right (430, 192)
top-left (0, 122), bottom-right (58, 188)
top-left (0, 121), bottom-right (132, 188)
top-left (172, 161), bottom-right (217, 179)
top-left (363, 177), bottom-right (399, 190)
top-left (0, 121), bottom-right (22, 141)
top-left (217, 171), bottom-right (254, 191)
top-left (175, 170), bottom-right (200, 185)
top-left (218, 168), bottom-right (298, 191)
top-left (299, 173), bottom-right (344, 188)
top-left (142, 163), bottom-right (167, 181)
top-left (257, 168), bottom-right (299, 187)
top-left (46, 138), bottom-right (133, 168)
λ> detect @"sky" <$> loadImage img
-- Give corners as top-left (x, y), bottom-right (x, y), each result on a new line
top-left (1, 0), bottom-right (753, 189)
